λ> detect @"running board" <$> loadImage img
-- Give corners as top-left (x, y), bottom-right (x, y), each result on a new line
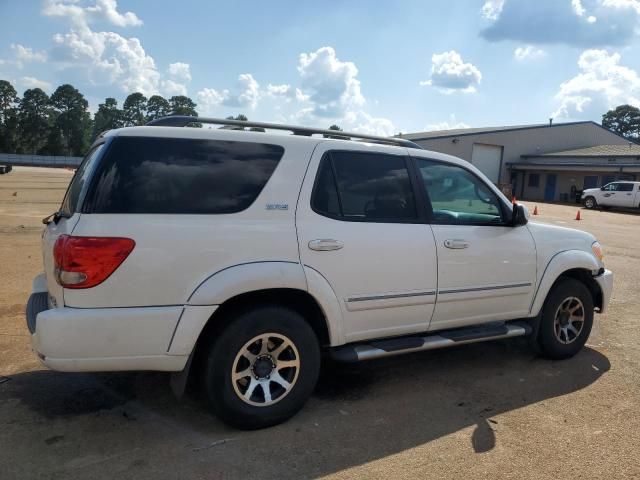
top-left (329, 321), bottom-right (532, 362)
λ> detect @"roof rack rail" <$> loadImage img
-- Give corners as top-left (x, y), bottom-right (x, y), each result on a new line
top-left (145, 116), bottom-right (423, 150)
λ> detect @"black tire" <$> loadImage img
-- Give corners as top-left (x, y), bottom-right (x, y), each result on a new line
top-left (0, 166), bottom-right (6, 175)
top-left (537, 278), bottom-right (594, 360)
top-left (583, 196), bottom-right (597, 209)
top-left (203, 305), bottom-right (321, 430)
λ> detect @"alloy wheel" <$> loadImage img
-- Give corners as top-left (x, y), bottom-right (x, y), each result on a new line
top-left (553, 296), bottom-right (585, 344)
top-left (231, 333), bottom-right (300, 407)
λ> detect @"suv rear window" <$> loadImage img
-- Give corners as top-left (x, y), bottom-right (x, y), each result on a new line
top-left (84, 137), bottom-right (284, 214)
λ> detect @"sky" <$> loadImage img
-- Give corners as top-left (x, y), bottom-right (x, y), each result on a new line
top-left (2, 0), bottom-right (640, 136)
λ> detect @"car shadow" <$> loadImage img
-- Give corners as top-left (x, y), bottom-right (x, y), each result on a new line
top-left (1, 340), bottom-right (610, 480)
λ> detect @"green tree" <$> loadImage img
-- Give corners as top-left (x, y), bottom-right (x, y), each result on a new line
top-left (0, 80), bottom-right (19, 153)
top-left (0, 80), bottom-right (18, 122)
top-left (123, 92), bottom-right (148, 126)
top-left (50, 84), bottom-right (92, 156)
top-left (602, 104), bottom-right (640, 140)
top-left (169, 95), bottom-right (197, 116)
top-left (93, 97), bottom-right (123, 138)
top-left (223, 114), bottom-right (257, 131)
top-left (41, 125), bottom-right (65, 156)
top-left (324, 124), bottom-right (346, 139)
top-left (146, 95), bottom-right (170, 121)
top-left (17, 88), bottom-right (51, 154)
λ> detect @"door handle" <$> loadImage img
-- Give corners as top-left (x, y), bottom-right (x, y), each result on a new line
top-left (444, 239), bottom-right (469, 249)
top-left (309, 239), bottom-right (344, 251)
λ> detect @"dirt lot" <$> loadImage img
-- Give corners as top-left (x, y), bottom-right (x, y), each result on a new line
top-left (1, 167), bottom-right (639, 480)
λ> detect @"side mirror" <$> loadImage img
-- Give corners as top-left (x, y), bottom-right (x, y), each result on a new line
top-left (600, 186), bottom-right (605, 191)
top-left (510, 203), bottom-right (529, 227)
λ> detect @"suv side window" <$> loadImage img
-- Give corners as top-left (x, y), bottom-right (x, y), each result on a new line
top-left (603, 183), bottom-right (618, 191)
top-left (312, 151), bottom-right (418, 222)
top-left (84, 137), bottom-right (284, 214)
top-left (617, 183), bottom-right (634, 192)
top-left (415, 158), bottom-right (504, 225)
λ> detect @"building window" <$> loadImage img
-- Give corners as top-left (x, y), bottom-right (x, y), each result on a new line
top-left (528, 173), bottom-right (540, 188)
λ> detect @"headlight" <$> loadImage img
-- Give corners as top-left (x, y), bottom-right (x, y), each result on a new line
top-left (592, 241), bottom-right (604, 263)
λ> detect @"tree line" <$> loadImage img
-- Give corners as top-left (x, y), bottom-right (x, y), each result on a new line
top-left (0, 79), bottom-right (197, 157)
top-left (10, 76), bottom-right (637, 156)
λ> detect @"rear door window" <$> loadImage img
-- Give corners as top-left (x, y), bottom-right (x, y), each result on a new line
top-left (84, 137), bottom-right (284, 214)
top-left (312, 151), bottom-right (418, 222)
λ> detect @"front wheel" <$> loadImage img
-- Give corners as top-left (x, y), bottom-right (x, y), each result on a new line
top-left (537, 278), bottom-right (594, 360)
top-left (203, 305), bottom-right (321, 429)
top-left (584, 196), bottom-right (597, 209)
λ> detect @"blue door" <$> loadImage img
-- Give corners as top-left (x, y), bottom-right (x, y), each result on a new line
top-left (544, 174), bottom-right (557, 201)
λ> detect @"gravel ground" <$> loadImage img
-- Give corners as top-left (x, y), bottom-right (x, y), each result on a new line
top-left (1, 167), bottom-right (638, 480)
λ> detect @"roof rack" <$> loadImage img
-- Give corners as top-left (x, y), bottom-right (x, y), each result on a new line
top-left (145, 116), bottom-right (423, 150)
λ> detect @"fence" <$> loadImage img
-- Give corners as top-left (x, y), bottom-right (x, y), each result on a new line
top-left (0, 153), bottom-right (83, 168)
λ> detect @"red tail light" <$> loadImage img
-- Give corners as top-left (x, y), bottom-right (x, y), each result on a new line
top-left (53, 235), bottom-right (135, 289)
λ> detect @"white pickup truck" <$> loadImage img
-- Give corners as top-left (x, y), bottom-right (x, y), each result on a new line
top-left (582, 181), bottom-right (640, 210)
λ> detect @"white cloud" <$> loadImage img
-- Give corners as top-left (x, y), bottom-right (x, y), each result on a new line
top-left (267, 83), bottom-right (291, 96)
top-left (297, 46), bottom-right (364, 118)
top-left (420, 50), bottom-right (482, 94)
top-left (514, 45), bottom-right (546, 61)
top-left (161, 79), bottom-right (187, 96)
top-left (43, 1), bottom-right (191, 97)
top-left (572, 0), bottom-right (587, 16)
top-left (196, 73), bottom-right (261, 114)
top-left (553, 49), bottom-right (640, 119)
top-left (43, 0), bottom-right (142, 28)
top-left (168, 62), bottom-right (191, 82)
top-left (344, 111), bottom-right (396, 137)
top-left (481, 0), bottom-right (506, 20)
top-left (424, 115), bottom-right (471, 131)
top-left (19, 76), bottom-right (53, 91)
top-left (88, 0), bottom-right (143, 27)
top-left (11, 44), bottom-right (47, 67)
top-left (481, 0), bottom-right (640, 47)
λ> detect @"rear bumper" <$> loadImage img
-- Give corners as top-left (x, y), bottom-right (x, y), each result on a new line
top-left (26, 292), bottom-right (216, 372)
top-left (595, 269), bottom-right (614, 314)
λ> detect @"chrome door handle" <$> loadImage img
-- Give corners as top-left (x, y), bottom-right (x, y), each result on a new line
top-left (309, 239), bottom-right (344, 251)
top-left (444, 239), bottom-right (469, 249)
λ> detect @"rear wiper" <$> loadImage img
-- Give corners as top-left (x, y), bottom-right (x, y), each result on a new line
top-left (42, 210), bottom-right (71, 225)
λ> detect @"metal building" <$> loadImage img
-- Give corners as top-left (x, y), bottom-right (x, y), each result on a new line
top-left (399, 121), bottom-right (639, 201)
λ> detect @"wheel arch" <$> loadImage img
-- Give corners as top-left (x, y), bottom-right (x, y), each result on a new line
top-left (530, 250), bottom-right (603, 316)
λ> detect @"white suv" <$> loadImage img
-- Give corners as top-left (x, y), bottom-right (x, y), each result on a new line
top-left (27, 116), bottom-right (613, 429)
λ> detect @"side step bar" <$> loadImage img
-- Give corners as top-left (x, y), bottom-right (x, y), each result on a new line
top-left (330, 321), bottom-right (532, 362)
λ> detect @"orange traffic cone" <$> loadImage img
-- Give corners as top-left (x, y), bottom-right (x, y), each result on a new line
top-left (533, 205), bottom-right (539, 215)
top-left (575, 210), bottom-right (581, 221)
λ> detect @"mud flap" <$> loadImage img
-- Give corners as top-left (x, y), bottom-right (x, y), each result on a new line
top-left (169, 352), bottom-right (194, 399)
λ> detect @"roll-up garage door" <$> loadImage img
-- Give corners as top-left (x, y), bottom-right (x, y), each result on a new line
top-left (471, 143), bottom-right (503, 184)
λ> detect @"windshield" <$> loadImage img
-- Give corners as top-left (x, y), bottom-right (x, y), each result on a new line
top-left (59, 143), bottom-right (105, 216)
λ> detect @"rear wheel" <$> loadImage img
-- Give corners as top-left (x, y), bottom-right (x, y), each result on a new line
top-left (584, 196), bottom-right (597, 209)
top-left (203, 305), bottom-right (321, 429)
top-left (537, 278), bottom-right (593, 360)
